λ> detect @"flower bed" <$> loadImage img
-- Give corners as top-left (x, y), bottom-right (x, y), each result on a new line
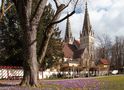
top-left (43, 78), bottom-right (100, 90)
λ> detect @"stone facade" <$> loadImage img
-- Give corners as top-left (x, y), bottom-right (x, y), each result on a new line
top-left (62, 2), bottom-right (95, 73)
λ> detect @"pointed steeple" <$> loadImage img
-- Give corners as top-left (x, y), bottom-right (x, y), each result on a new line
top-left (82, 2), bottom-right (92, 35)
top-left (64, 16), bottom-right (73, 44)
top-left (80, 1), bottom-right (94, 50)
top-left (80, 30), bottom-right (82, 37)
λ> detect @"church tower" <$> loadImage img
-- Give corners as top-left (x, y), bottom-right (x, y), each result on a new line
top-left (64, 17), bottom-right (73, 44)
top-left (80, 2), bottom-right (94, 58)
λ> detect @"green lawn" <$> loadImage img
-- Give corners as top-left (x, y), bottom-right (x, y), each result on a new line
top-left (96, 75), bottom-right (124, 90)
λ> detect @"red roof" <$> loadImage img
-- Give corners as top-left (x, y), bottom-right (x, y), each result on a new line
top-left (0, 66), bottom-right (22, 69)
top-left (73, 40), bottom-right (80, 47)
top-left (62, 44), bottom-right (74, 58)
top-left (100, 59), bottom-right (109, 65)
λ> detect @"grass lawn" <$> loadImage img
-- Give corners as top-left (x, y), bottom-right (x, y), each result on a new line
top-left (0, 75), bottom-right (124, 90)
top-left (96, 75), bottom-right (124, 90)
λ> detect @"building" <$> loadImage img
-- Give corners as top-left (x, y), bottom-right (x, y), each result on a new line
top-left (61, 2), bottom-right (96, 77)
top-left (97, 58), bottom-right (110, 75)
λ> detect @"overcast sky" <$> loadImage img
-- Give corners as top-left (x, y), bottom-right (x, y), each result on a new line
top-left (57, 0), bottom-right (124, 41)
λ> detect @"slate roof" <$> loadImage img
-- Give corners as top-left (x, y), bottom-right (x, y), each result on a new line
top-left (99, 59), bottom-right (109, 65)
top-left (63, 43), bottom-right (85, 59)
top-left (73, 49), bottom-right (85, 59)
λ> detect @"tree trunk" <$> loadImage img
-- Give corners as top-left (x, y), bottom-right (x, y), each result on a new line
top-left (20, 25), bottom-right (39, 86)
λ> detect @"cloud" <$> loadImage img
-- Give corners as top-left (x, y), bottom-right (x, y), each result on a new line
top-left (90, 0), bottom-right (124, 38)
top-left (58, 0), bottom-right (124, 41)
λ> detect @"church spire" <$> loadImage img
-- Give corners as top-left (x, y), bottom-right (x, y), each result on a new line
top-left (64, 16), bottom-right (73, 44)
top-left (82, 1), bottom-right (92, 35)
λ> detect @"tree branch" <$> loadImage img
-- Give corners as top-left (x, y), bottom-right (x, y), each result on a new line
top-left (25, 0), bottom-right (32, 22)
top-left (56, 0), bottom-right (71, 14)
top-left (12, 0), bottom-right (17, 6)
top-left (1, 0), bottom-right (4, 14)
top-left (50, 0), bottom-right (79, 25)
top-left (31, 0), bottom-right (47, 25)
top-left (0, 0), bottom-right (4, 20)
top-left (50, 0), bottom-right (71, 25)
top-left (4, 3), bottom-right (13, 12)
top-left (51, 11), bottom-right (75, 25)
top-left (38, 27), bottom-right (54, 64)
top-left (0, 0), bottom-right (13, 21)
top-left (74, 0), bottom-right (79, 10)
top-left (53, 0), bottom-right (59, 8)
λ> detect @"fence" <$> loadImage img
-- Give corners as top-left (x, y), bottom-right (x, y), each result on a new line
top-left (0, 66), bottom-right (23, 80)
top-left (0, 66), bottom-right (60, 80)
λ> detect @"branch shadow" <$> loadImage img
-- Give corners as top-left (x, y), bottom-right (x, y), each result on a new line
top-left (0, 83), bottom-right (18, 87)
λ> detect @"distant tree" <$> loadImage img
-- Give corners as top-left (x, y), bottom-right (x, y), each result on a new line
top-left (44, 27), bottom-right (63, 69)
top-left (0, 5), bottom-right (23, 66)
top-left (96, 33), bottom-right (112, 59)
top-left (111, 36), bottom-right (124, 72)
top-left (37, 4), bottom-right (63, 70)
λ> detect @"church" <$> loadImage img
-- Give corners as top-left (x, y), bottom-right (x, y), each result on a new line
top-left (61, 2), bottom-right (96, 76)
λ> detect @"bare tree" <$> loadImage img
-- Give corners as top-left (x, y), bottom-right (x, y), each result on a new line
top-left (111, 36), bottom-right (124, 72)
top-left (96, 33), bottom-right (112, 60)
top-left (6, 0), bottom-right (79, 87)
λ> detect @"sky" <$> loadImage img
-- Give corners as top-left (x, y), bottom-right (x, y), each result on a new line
top-left (0, 0), bottom-right (124, 41)
top-left (56, 0), bottom-right (124, 41)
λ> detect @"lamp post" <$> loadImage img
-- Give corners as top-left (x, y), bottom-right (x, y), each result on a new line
top-left (123, 66), bottom-right (124, 74)
top-left (72, 65), bottom-right (74, 78)
top-left (69, 62), bottom-right (78, 78)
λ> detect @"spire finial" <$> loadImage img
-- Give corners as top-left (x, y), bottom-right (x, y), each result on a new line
top-left (85, 0), bottom-right (88, 11)
top-left (64, 13), bottom-right (73, 44)
top-left (82, 0), bottom-right (93, 35)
